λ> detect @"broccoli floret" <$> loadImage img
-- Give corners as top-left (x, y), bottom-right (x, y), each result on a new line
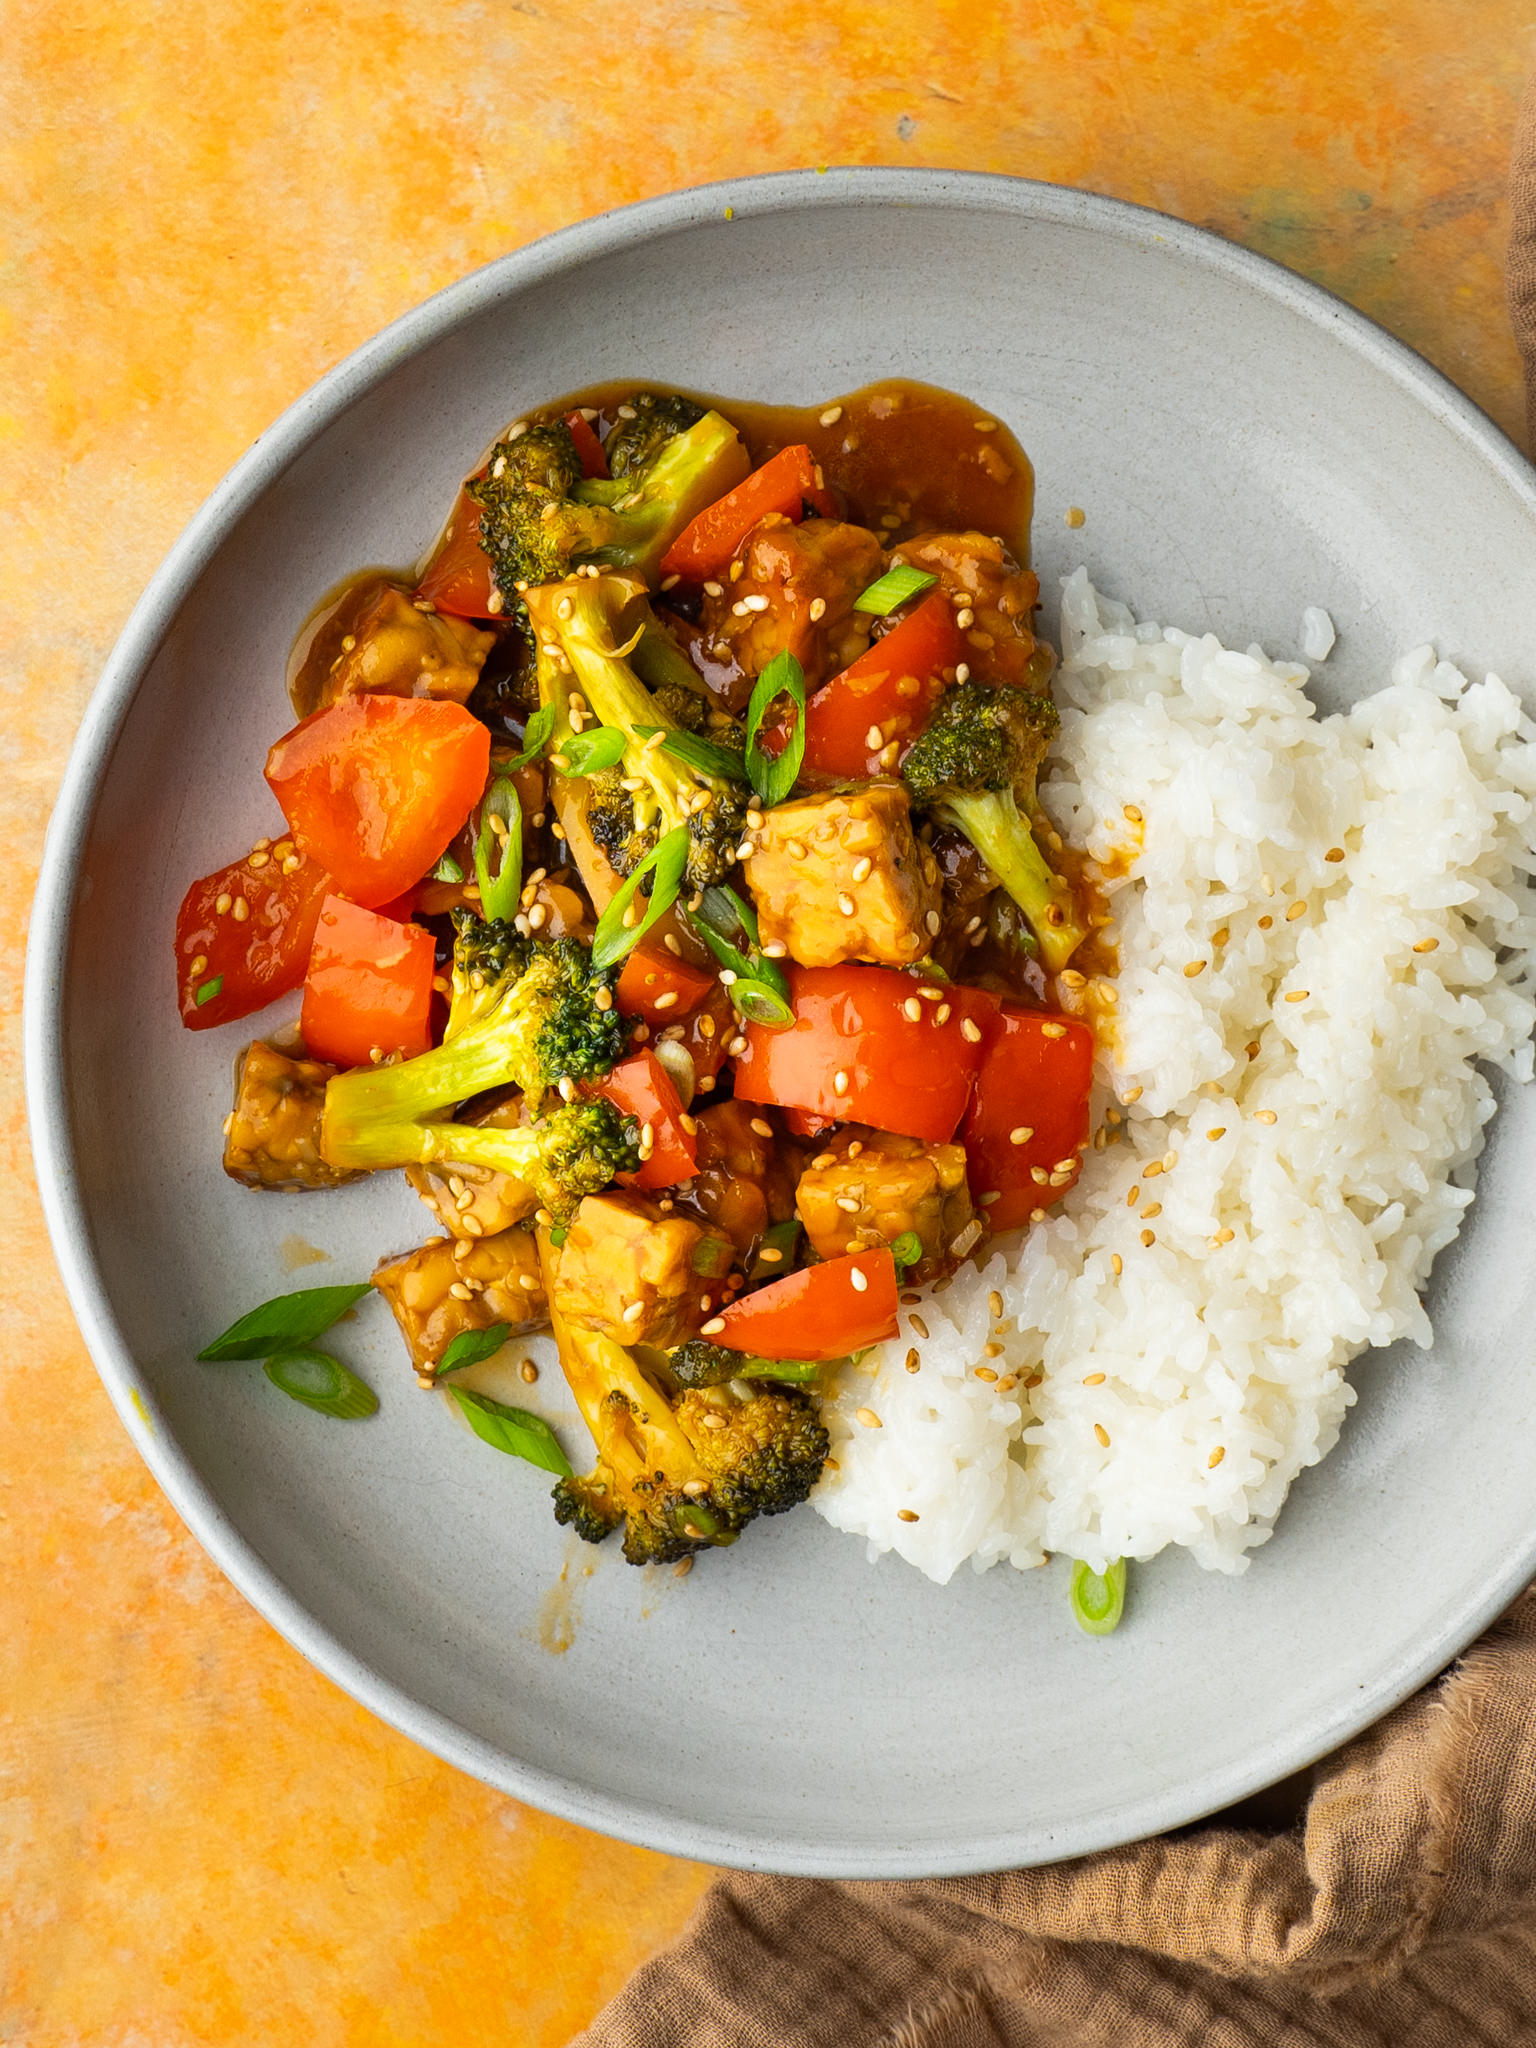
top-left (443, 915), bottom-right (625, 1093)
top-left (527, 573), bottom-right (749, 891)
top-left (546, 1285), bottom-right (829, 1565)
top-left (603, 392), bottom-right (705, 479)
top-left (469, 406), bottom-right (748, 595)
top-left (901, 680), bottom-right (1087, 973)
top-left (668, 1338), bottom-right (822, 1388)
top-left (320, 922), bottom-right (635, 1214)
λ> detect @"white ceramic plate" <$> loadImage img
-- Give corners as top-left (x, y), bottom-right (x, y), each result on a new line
top-left (27, 171), bottom-right (1536, 1877)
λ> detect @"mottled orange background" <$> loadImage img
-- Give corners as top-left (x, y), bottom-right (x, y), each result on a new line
top-left (3, 4), bottom-right (1531, 2041)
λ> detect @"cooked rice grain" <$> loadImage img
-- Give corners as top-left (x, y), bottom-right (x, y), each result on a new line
top-left (814, 571), bottom-right (1536, 1581)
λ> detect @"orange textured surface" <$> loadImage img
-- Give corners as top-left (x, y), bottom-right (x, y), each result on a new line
top-left (3, 4), bottom-right (1531, 2041)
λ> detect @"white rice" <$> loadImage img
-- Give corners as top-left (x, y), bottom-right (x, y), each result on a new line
top-left (814, 571), bottom-right (1536, 1582)
top-left (1301, 605), bottom-right (1337, 661)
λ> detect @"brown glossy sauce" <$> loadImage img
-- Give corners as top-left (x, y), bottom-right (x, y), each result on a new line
top-left (563, 377), bottom-right (1034, 558)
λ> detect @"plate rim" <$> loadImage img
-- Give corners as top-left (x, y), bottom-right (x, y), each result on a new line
top-left (24, 164), bottom-right (1536, 1878)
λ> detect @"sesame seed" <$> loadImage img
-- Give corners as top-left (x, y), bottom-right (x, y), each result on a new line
top-left (1030, 1208), bottom-right (1047, 1223)
top-left (461, 1215), bottom-right (484, 1237)
top-left (975, 1366), bottom-right (998, 1383)
top-left (703, 580), bottom-right (724, 597)
top-left (809, 596), bottom-right (827, 621)
top-left (1094, 1423), bottom-right (1111, 1447)
top-left (594, 986), bottom-right (613, 1011)
top-left (622, 1300), bottom-right (647, 1325)
top-left (1122, 804), bottom-right (1143, 825)
top-left (988, 1290), bottom-right (1003, 1318)
top-left (820, 405), bottom-right (843, 426)
top-left (909, 1313), bottom-right (930, 1339)
top-left (1025, 1372), bottom-right (1044, 1388)
top-left (1009, 1126), bottom-right (1034, 1147)
top-left (448, 1281), bottom-right (472, 1301)
top-left (282, 855), bottom-right (301, 873)
top-left (1254, 1108), bottom-right (1278, 1124)
top-left (856, 1407), bottom-right (882, 1428)
top-left (925, 910), bottom-right (941, 936)
top-left (1031, 1167), bottom-right (1049, 1185)
top-left (864, 724), bottom-right (883, 751)
top-left (214, 892), bottom-right (232, 916)
top-left (682, 1478), bottom-right (708, 1498)
top-left (748, 1117), bottom-right (774, 1139)
top-left (897, 1508), bottom-right (920, 1522)
top-left (955, 607), bottom-right (975, 629)
top-left (1110, 1253), bottom-right (1123, 1276)
top-left (1207, 1126), bottom-right (1227, 1141)
top-left (1122, 1085), bottom-right (1143, 1103)
top-left (759, 1247), bottom-right (783, 1263)
top-left (1413, 936), bottom-right (1440, 953)
top-left (1183, 960), bottom-right (1206, 978)
top-left (955, 662), bottom-right (970, 684)
top-left (849, 1266), bottom-right (869, 1293)
top-left (837, 893), bottom-right (856, 917)
top-left (1286, 899), bottom-right (1308, 922)
top-left (1284, 989), bottom-right (1309, 1003)
top-left (1040, 1021), bottom-right (1066, 1039)
top-left (1260, 872), bottom-right (1275, 897)
top-left (833, 1070), bottom-right (850, 1095)
top-left (727, 1034), bottom-right (749, 1057)
top-left (1083, 1371), bottom-right (1105, 1386)
top-left (1140, 1229), bottom-right (1155, 1247)
top-left (1212, 927), bottom-right (1230, 947)
top-left (700, 1315), bottom-right (727, 1336)
top-left (1245, 1041), bottom-right (1260, 1060)
top-left (1208, 1446), bottom-right (1226, 1468)
top-left (1140, 1202), bottom-right (1162, 1220)
top-left (743, 593), bottom-right (769, 613)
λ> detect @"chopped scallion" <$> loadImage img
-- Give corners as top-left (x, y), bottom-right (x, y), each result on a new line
top-left (451, 1387), bottom-right (573, 1476)
top-left (591, 825), bottom-right (690, 971)
top-left (264, 1347), bottom-right (379, 1419)
top-left (730, 977), bottom-right (794, 1027)
top-left (194, 974), bottom-right (224, 1007)
top-left (890, 1231), bottom-right (924, 1269)
top-left (551, 726), bottom-right (626, 778)
top-left (197, 1283), bottom-right (372, 1362)
top-left (632, 724), bottom-right (751, 783)
top-left (435, 1323), bottom-right (511, 1377)
top-left (1069, 1557), bottom-right (1128, 1636)
top-left (474, 776), bottom-right (523, 925)
top-left (743, 650), bottom-right (806, 807)
top-left (429, 852), bottom-right (464, 884)
top-left (507, 702), bottom-right (556, 770)
top-left (853, 565), bottom-right (939, 615)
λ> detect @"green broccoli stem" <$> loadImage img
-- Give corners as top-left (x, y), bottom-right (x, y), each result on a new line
top-left (939, 787), bottom-right (1087, 974)
top-left (322, 1034), bottom-right (534, 1167)
top-left (579, 411), bottom-right (748, 578)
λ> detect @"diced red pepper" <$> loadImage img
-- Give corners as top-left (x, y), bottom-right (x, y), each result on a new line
top-left (174, 845), bottom-right (332, 1031)
top-left (593, 1049), bottom-right (699, 1191)
top-left (414, 487), bottom-right (498, 619)
top-left (711, 1248), bottom-right (899, 1360)
top-left (960, 1004), bottom-right (1095, 1233)
top-left (802, 591), bottom-right (969, 782)
top-left (616, 947), bottom-right (715, 1028)
top-left (265, 694), bottom-right (491, 909)
top-left (660, 444), bottom-right (830, 582)
top-left (300, 896), bottom-right (436, 1069)
top-left (564, 411), bottom-right (609, 479)
top-left (732, 965), bottom-right (995, 1144)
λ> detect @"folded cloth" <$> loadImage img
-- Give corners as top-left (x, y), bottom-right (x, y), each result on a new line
top-left (581, 90), bottom-right (1536, 2047)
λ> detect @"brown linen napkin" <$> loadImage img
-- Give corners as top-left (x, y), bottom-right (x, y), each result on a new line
top-left (580, 98), bottom-right (1536, 2048)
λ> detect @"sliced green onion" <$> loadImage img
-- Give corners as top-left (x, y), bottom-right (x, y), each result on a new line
top-left (688, 887), bottom-right (790, 1012)
top-left (730, 977), bottom-right (793, 1027)
top-left (591, 825), bottom-right (690, 971)
top-left (890, 1231), bottom-right (924, 1269)
top-left (744, 650), bottom-right (806, 807)
top-left (1069, 1557), bottom-right (1128, 1637)
top-left (264, 1347), bottom-right (378, 1419)
top-left (508, 702), bottom-right (556, 770)
top-left (736, 1357), bottom-right (822, 1383)
top-left (632, 724), bottom-right (751, 783)
top-left (194, 974), bottom-right (224, 1007)
top-left (551, 726), bottom-right (626, 778)
top-left (548, 1224), bottom-right (569, 1248)
top-left (430, 852), bottom-right (464, 884)
top-left (853, 565), bottom-right (939, 615)
top-left (435, 1323), bottom-right (511, 1377)
top-left (451, 1387), bottom-right (573, 1476)
top-left (198, 1283), bottom-right (372, 1362)
top-left (690, 1236), bottom-right (735, 1277)
top-left (749, 1218), bottom-right (801, 1284)
top-left (474, 776), bottom-right (523, 924)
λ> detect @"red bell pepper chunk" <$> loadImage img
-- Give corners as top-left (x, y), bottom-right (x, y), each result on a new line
top-left (300, 896), bottom-right (436, 1069)
top-left (660, 444), bottom-right (829, 582)
top-left (564, 411), bottom-right (609, 479)
top-left (174, 845), bottom-right (332, 1030)
top-left (802, 590), bottom-right (969, 782)
top-left (712, 1248), bottom-right (899, 1361)
top-left (414, 487), bottom-right (498, 619)
top-left (960, 1004), bottom-right (1095, 1233)
top-left (615, 946), bottom-right (715, 1028)
top-left (265, 695), bottom-right (490, 909)
top-left (593, 1049), bottom-right (699, 1191)
top-left (733, 965), bottom-right (994, 1144)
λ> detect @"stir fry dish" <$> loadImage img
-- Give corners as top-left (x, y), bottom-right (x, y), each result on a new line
top-left (179, 380), bottom-right (1102, 1569)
